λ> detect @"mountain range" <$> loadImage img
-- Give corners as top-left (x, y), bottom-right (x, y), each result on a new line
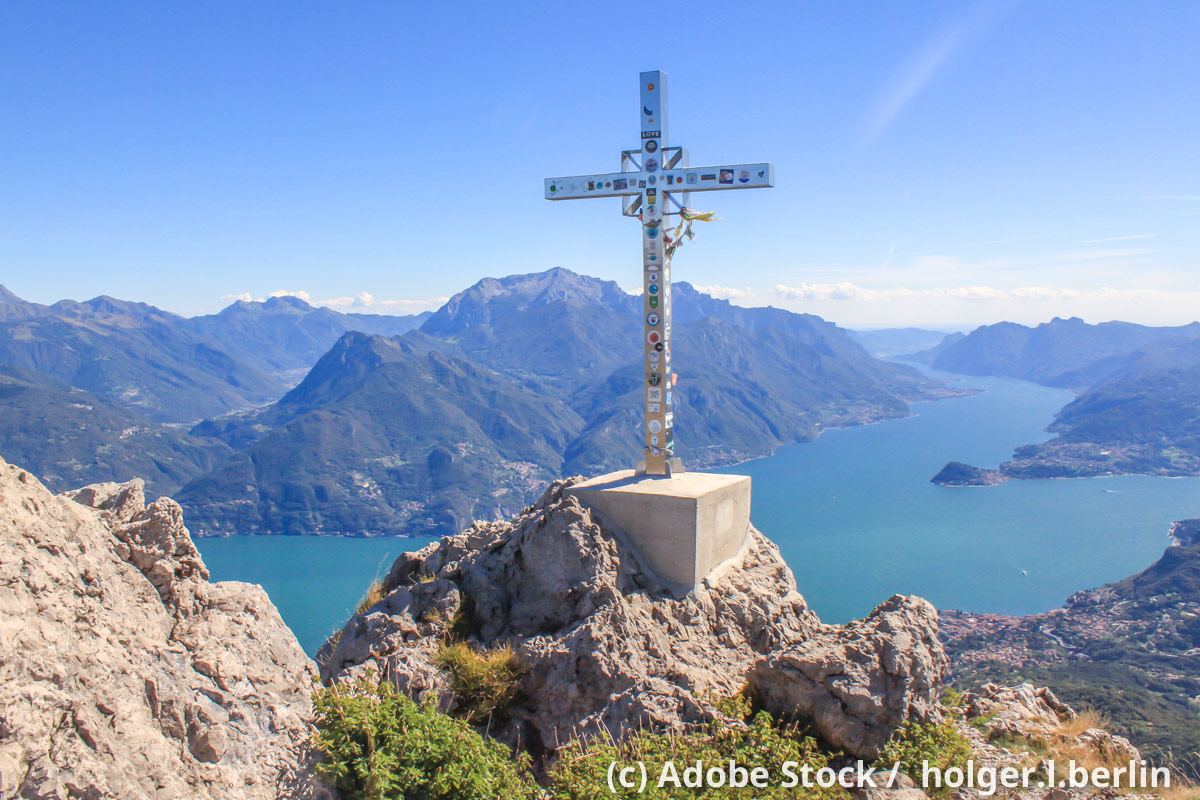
top-left (0, 270), bottom-right (956, 535)
top-left (924, 317), bottom-right (1200, 484)
top-left (177, 269), bottom-right (955, 535)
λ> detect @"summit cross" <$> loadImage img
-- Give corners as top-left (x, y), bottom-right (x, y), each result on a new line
top-left (545, 69), bottom-right (774, 476)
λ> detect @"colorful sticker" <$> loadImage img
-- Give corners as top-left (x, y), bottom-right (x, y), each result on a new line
top-left (719, 169), bottom-right (734, 184)
top-left (648, 283), bottom-right (659, 295)
top-left (644, 139), bottom-right (658, 153)
top-left (645, 158), bottom-right (658, 172)
top-left (648, 419), bottom-right (663, 433)
top-left (647, 189), bottom-right (657, 204)
top-left (686, 173), bottom-right (698, 185)
top-left (613, 178), bottom-right (628, 190)
top-left (701, 173), bottom-right (716, 181)
top-left (648, 402), bottom-right (660, 413)
top-left (650, 434), bottom-right (659, 445)
top-left (739, 169), bottom-right (750, 184)
top-left (647, 331), bottom-right (661, 345)
top-left (549, 183), bottom-right (557, 193)
top-left (647, 312), bottom-right (660, 326)
top-left (647, 228), bottom-right (657, 239)
top-left (648, 351), bottom-right (660, 364)
top-left (649, 296), bottom-right (659, 309)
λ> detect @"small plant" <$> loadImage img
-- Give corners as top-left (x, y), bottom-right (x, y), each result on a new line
top-left (355, 579), bottom-right (386, 615)
top-left (416, 570), bottom-right (437, 583)
top-left (311, 675), bottom-right (539, 800)
top-left (435, 641), bottom-right (525, 725)
top-left (878, 718), bottom-right (973, 799)
top-left (548, 709), bottom-right (848, 799)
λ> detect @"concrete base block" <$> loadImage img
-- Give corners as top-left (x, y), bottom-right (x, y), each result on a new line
top-left (566, 470), bottom-right (751, 590)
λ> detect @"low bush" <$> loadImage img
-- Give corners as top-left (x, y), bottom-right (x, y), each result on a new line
top-left (311, 675), bottom-right (539, 800)
top-left (878, 718), bottom-right (972, 798)
top-left (435, 640), bottom-right (524, 725)
top-left (548, 710), bottom-right (848, 799)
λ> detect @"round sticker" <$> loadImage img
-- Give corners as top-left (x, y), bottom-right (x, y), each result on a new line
top-left (654, 342), bottom-right (664, 351)
top-left (647, 331), bottom-right (661, 345)
top-left (647, 82), bottom-right (655, 91)
top-left (648, 283), bottom-right (659, 295)
top-left (739, 169), bottom-right (750, 183)
top-left (646, 312), bottom-right (660, 326)
top-left (644, 139), bottom-right (658, 153)
top-left (648, 351), bottom-right (660, 364)
top-left (648, 419), bottom-right (663, 433)
top-left (645, 158), bottom-right (658, 172)
top-left (648, 374), bottom-right (661, 387)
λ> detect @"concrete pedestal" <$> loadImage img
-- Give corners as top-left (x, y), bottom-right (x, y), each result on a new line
top-left (566, 470), bottom-right (751, 591)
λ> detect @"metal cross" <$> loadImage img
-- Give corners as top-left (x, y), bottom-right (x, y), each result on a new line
top-left (545, 70), bottom-right (774, 476)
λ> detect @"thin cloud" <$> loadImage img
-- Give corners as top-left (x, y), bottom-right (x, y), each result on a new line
top-left (866, 0), bottom-right (1016, 139)
top-left (1079, 233), bottom-right (1157, 244)
top-left (693, 284), bottom-right (751, 300)
top-left (1127, 194), bottom-right (1200, 201)
top-left (977, 230), bottom-right (1078, 246)
top-left (218, 290), bottom-right (446, 315)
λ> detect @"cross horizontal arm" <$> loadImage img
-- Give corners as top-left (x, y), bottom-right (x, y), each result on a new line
top-left (545, 173), bottom-right (642, 200)
top-left (659, 163), bottom-right (774, 193)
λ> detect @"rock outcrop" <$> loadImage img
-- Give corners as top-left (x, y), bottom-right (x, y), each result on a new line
top-left (960, 683), bottom-right (1141, 762)
top-left (0, 457), bottom-right (328, 799)
top-left (318, 478), bottom-right (947, 758)
top-left (750, 594), bottom-right (948, 759)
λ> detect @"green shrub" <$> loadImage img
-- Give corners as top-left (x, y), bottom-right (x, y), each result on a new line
top-left (878, 718), bottom-right (973, 798)
top-left (435, 641), bottom-right (525, 725)
top-left (311, 675), bottom-right (539, 800)
top-left (548, 710), bottom-right (848, 799)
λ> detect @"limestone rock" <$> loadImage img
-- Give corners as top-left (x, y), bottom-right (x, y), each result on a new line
top-left (961, 682), bottom-right (1076, 741)
top-left (0, 456), bottom-right (330, 800)
top-left (320, 479), bottom-right (943, 757)
top-left (749, 595), bottom-right (948, 759)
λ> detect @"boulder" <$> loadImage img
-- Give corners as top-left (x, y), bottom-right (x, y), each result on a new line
top-left (0, 457), bottom-right (330, 799)
top-left (749, 595), bottom-right (948, 759)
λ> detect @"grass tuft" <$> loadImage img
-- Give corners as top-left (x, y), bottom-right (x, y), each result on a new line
top-left (434, 641), bottom-right (525, 726)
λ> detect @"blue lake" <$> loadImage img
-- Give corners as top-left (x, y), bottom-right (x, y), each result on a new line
top-left (199, 370), bottom-right (1200, 654)
top-left (714, 370), bottom-right (1200, 623)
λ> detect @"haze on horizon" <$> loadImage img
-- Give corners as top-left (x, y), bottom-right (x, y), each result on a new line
top-left (2, 1), bottom-right (1197, 330)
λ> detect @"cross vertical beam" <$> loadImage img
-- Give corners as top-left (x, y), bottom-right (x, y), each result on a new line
top-left (544, 70), bottom-right (774, 477)
top-left (638, 71), bottom-right (676, 475)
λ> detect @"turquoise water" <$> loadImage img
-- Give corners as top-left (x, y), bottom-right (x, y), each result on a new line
top-left (713, 370), bottom-right (1200, 623)
top-left (200, 535), bottom-right (436, 655)
top-left (198, 370), bottom-right (1200, 654)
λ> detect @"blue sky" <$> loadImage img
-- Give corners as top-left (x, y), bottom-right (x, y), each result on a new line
top-left (2, 1), bottom-right (1197, 328)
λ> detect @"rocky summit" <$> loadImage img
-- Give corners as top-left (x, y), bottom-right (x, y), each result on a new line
top-left (318, 478), bottom-right (948, 760)
top-left (0, 456), bottom-right (326, 799)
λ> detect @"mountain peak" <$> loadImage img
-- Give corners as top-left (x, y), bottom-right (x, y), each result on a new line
top-left (0, 285), bottom-right (25, 304)
top-left (261, 295), bottom-right (314, 312)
